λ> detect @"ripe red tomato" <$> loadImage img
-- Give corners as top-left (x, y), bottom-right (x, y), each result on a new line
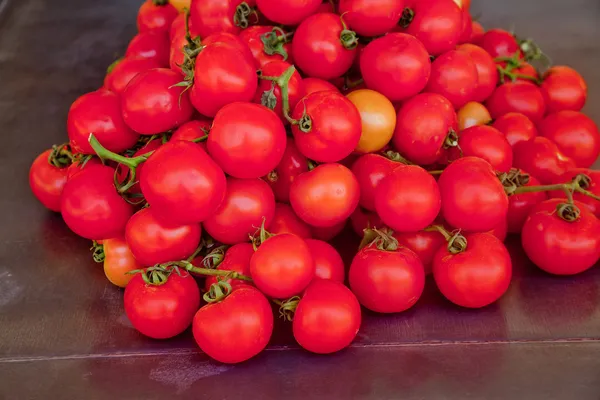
top-left (438, 157), bottom-right (508, 232)
top-left (394, 230), bottom-right (446, 275)
top-left (360, 33), bottom-right (431, 101)
top-left (350, 207), bottom-right (385, 237)
top-left (203, 32), bottom-right (256, 63)
top-left (310, 219), bottom-right (348, 241)
top-left (498, 61), bottom-right (538, 84)
top-left (293, 279), bottom-right (361, 354)
top-left (204, 243), bottom-right (255, 290)
top-left (476, 28), bottom-right (520, 58)
top-left (426, 50), bottom-right (479, 109)
top-left (137, 0), bottom-right (178, 34)
top-left (506, 171), bottom-right (547, 233)
top-left (103, 237), bottom-right (141, 288)
top-left (305, 239), bottom-right (345, 282)
top-left (193, 285), bottom-right (273, 363)
top-left (486, 81), bottom-right (546, 123)
top-left (456, 43), bottom-right (498, 103)
top-left (250, 233), bottom-right (315, 298)
top-left (266, 138), bottom-right (309, 203)
top-left (339, 0), bottom-right (404, 37)
top-left (125, 272), bottom-right (200, 339)
top-left (492, 112), bottom-right (538, 147)
top-left (538, 111), bottom-right (600, 168)
top-left (170, 12), bottom-right (199, 40)
top-left (375, 165), bottom-right (441, 233)
top-left (290, 163), bottom-right (360, 228)
top-left (116, 139), bottom-right (162, 195)
top-left (29, 149), bottom-right (69, 212)
top-left (433, 233), bottom-right (512, 308)
top-left (541, 66), bottom-right (587, 113)
top-left (66, 157), bottom-right (103, 180)
top-left (351, 154), bottom-right (396, 212)
top-left (67, 90), bottom-right (139, 154)
top-left (457, 8), bottom-right (472, 44)
top-left (125, 31), bottom-right (170, 67)
top-left (169, 28), bottom-right (190, 76)
top-left (269, 203), bottom-right (312, 239)
top-left (254, 61), bottom-right (303, 124)
top-left (550, 169), bottom-right (600, 218)
top-left (392, 93), bottom-right (458, 165)
top-left (450, 125), bottom-right (514, 172)
top-left (104, 57), bottom-right (162, 95)
top-left (512, 137), bottom-right (577, 184)
top-left (170, 119), bottom-right (212, 142)
top-left (239, 26), bottom-right (295, 68)
top-left (190, 0), bottom-right (257, 37)
top-left (303, 77), bottom-right (339, 96)
top-left (61, 165), bottom-right (133, 240)
top-left (522, 199), bottom-right (600, 275)
top-left (255, 0), bottom-right (321, 26)
top-left (488, 217), bottom-right (508, 242)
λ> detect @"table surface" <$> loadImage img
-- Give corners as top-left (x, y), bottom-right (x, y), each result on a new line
top-left (1, 0), bottom-right (600, 399)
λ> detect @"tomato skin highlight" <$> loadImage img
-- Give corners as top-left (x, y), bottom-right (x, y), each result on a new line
top-left (512, 137), bottom-right (577, 184)
top-left (269, 203), bottom-right (312, 239)
top-left (425, 49), bottom-right (479, 109)
top-left (104, 56), bottom-right (162, 96)
top-left (338, 0), bottom-right (405, 37)
top-left (126, 31), bottom-right (170, 67)
top-left (29, 149), bottom-right (69, 212)
top-left (346, 89), bottom-right (397, 154)
top-left (255, 0), bottom-right (322, 26)
top-left (351, 154), bottom-right (397, 212)
top-left (541, 66), bottom-right (587, 113)
top-left (486, 81), bottom-right (546, 123)
top-left (137, 0), bottom-right (178, 34)
top-left (305, 239), bottom-right (345, 282)
top-left (492, 112), bottom-right (538, 147)
top-left (103, 237), bottom-right (142, 288)
top-left (476, 28), bottom-right (520, 58)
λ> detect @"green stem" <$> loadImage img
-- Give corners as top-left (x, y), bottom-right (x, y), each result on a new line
top-left (425, 225), bottom-right (467, 254)
top-left (89, 134), bottom-right (150, 169)
top-left (192, 134), bottom-right (209, 143)
top-left (428, 170), bottom-right (444, 176)
top-left (183, 262), bottom-right (253, 282)
top-left (259, 65), bottom-right (299, 125)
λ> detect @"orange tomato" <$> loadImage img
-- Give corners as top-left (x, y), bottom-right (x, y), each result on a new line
top-left (103, 237), bottom-right (141, 288)
top-left (457, 101), bottom-right (492, 131)
top-left (169, 0), bottom-right (191, 12)
top-left (346, 89), bottom-right (397, 154)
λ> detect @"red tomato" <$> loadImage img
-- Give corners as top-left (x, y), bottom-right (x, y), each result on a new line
top-left (476, 28), bottom-right (521, 58)
top-left (61, 165), bottom-right (134, 240)
top-left (541, 66), bottom-right (587, 113)
top-left (291, 91), bottom-right (361, 162)
top-left (103, 237), bottom-right (141, 288)
top-left (293, 279), bottom-right (361, 354)
top-left (67, 90), bottom-right (139, 154)
top-left (375, 165), bottom-right (441, 233)
top-left (438, 157), bottom-right (508, 232)
top-left (255, 0), bottom-right (321, 26)
top-left (125, 31), bottom-right (170, 66)
top-left (290, 163), bottom-right (360, 227)
top-left (169, 27), bottom-right (189, 76)
top-left (310, 219), bottom-right (347, 241)
top-left (350, 207), bottom-right (385, 237)
top-left (433, 233), bottom-right (512, 308)
top-left (305, 239), bottom-right (345, 282)
top-left (29, 149), bottom-right (69, 212)
top-left (203, 31), bottom-right (256, 63)
top-left (512, 137), bottom-right (577, 184)
top-left (116, 139), bottom-right (163, 195)
top-left (190, 0), bottom-right (257, 37)
top-left (492, 112), bottom-right (538, 147)
top-left (498, 61), bottom-right (538, 84)
top-left (303, 78), bottom-right (339, 96)
top-left (204, 243), bottom-right (255, 290)
top-left (238, 26), bottom-right (295, 68)
top-left (522, 199), bottom-right (600, 275)
top-left (450, 125), bottom-right (514, 172)
top-left (193, 285), bottom-right (273, 363)
top-left (208, 102), bottom-right (286, 178)
top-left (125, 272), bottom-right (200, 339)
top-left (351, 154), bottom-right (396, 212)
top-left (170, 12), bottom-right (199, 41)
top-left (425, 50), bottom-right (479, 109)
top-left (254, 61), bottom-right (303, 124)
top-left (266, 138), bottom-right (309, 203)
top-left (488, 218), bottom-right (508, 242)
top-left (170, 119), bottom-right (212, 142)
top-left (456, 43), bottom-right (498, 103)
top-left (550, 169), bottom-right (600, 218)
top-left (392, 93), bottom-right (458, 165)
top-left (457, 8), bottom-right (472, 44)
top-left (486, 82), bottom-right (546, 123)
top-left (140, 141), bottom-right (227, 225)
top-left (339, 0), bottom-right (404, 37)
top-left (137, 0), bottom-right (178, 34)
top-left (360, 33), bottom-right (431, 102)
top-left (269, 203), bottom-right (312, 239)
top-left (506, 171), bottom-right (547, 233)
top-left (394, 230), bottom-right (446, 275)
top-left (66, 157), bottom-right (103, 180)
top-left (250, 233), bottom-right (315, 298)
top-left (104, 57), bottom-right (162, 95)
top-left (538, 111), bottom-right (600, 168)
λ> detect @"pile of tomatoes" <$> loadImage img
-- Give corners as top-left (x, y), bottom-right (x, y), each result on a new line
top-left (29, 0), bottom-right (600, 364)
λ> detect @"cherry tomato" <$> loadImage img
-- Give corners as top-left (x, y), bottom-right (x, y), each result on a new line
top-left (457, 101), bottom-right (491, 130)
top-left (190, 0), bottom-right (257, 37)
top-left (125, 31), bottom-right (170, 66)
top-left (29, 149), bottom-right (69, 212)
top-left (426, 50), bottom-right (479, 109)
top-left (438, 157), bottom-right (508, 232)
top-left (541, 66), bottom-right (587, 113)
top-left (193, 285), bottom-right (273, 363)
top-left (255, 0), bottom-right (321, 26)
top-left (450, 125), bottom-right (514, 172)
top-left (254, 61), bottom-right (303, 124)
top-left (103, 237), bottom-right (142, 288)
top-left (305, 239), bottom-right (345, 282)
top-left (170, 119), bottom-right (212, 142)
top-left (456, 43), bottom-right (498, 102)
top-left (250, 233), bottom-right (315, 298)
top-left (104, 56), bottom-right (162, 96)
top-left (269, 203), bottom-right (312, 239)
top-left (346, 89), bottom-right (397, 154)
top-left (522, 199), bottom-right (600, 275)
top-left (512, 137), bottom-right (577, 184)
top-left (360, 33), bottom-right (431, 102)
top-left (350, 207), bottom-right (385, 237)
top-left (204, 243), bottom-right (255, 290)
top-left (339, 0), bottom-right (404, 37)
top-left (351, 154), bottom-right (396, 212)
top-left (476, 28), bottom-right (520, 58)
top-left (290, 163), bottom-right (360, 228)
top-left (394, 230), bottom-right (446, 275)
top-left (67, 90), bottom-right (139, 154)
top-left (492, 112), bottom-right (538, 147)
top-left (266, 138), bottom-right (309, 203)
top-left (433, 233), bottom-right (512, 308)
top-left (239, 26), bottom-right (295, 68)
top-left (506, 171), bottom-right (547, 233)
top-left (309, 219), bottom-right (347, 241)
top-left (303, 78), bottom-right (339, 96)
top-left (137, 0), bottom-right (178, 34)
top-left (486, 81), bottom-right (546, 123)
top-left (550, 169), bottom-right (600, 218)
top-left (293, 279), bottom-right (360, 354)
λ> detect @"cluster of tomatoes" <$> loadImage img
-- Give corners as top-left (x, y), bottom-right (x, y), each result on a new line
top-left (29, 0), bottom-right (600, 364)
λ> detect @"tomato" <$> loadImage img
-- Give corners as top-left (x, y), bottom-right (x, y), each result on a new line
top-left (346, 89), bottom-right (396, 154)
top-left (438, 157), bottom-right (508, 232)
top-left (360, 33), bottom-right (430, 102)
top-left (351, 154), bottom-right (396, 211)
top-left (290, 163), bottom-right (360, 227)
top-left (125, 272), bottom-right (200, 339)
top-left (310, 219), bottom-right (347, 241)
top-left (239, 26), bottom-right (294, 68)
top-left (66, 157), bottom-right (103, 180)
top-left (104, 57), bottom-right (162, 95)
top-left (170, 119), bottom-right (212, 142)
top-left (470, 21), bottom-right (485, 43)
top-left (103, 237), bottom-right (142, 288)
top-left (512, 137), bottom-right (577, 184)
top-left (305, 239), bottom-right (345, 282)
top-left (250, 233), bottom-right (315, 298)
top-left (255, 0), bottom-right (321, 26)
top-left (506, 171), bottom-right (547, 233)
top-left (303, 78), bottom-right (339, 96)
top-left (498, 61), bottom-right (538, 84)
top-left (171, 0), bottom-right (192, 12)
top-left (488, 218), bottom-right (508, 242)
top-left (522, 199), bottom-right (600, 275)
top-left (338, 0), bottom-right (404, 37)
top-left (394, 230), bottom-right (446, 275)
top-left (137, 0), bottom-right (178, 34)
top-left (541, 66), bottom-right (587, 113)
top-left (476, 28), bottom-right (520, 58)
top-left (457, 101), bottom-right (491, 130)
top-left (293, 279), bottom-right (360, 354)
top-left (538, 111), bottom-right (600, 168)
top-left (169, 28), bottom-right (189, 76)
top-left (550, 169), bottom-right (600, 218)
top-left (193, 285), bottom-right (273, 363)
top-left (255, 61), bottom-right (303, 124)
top-left (61, 165), bottom-right (133, 240)
top-left (456, 43), bottom-right (498, 103)
top-left (457, 9), bottom-right (472, 44)
top-left (140, 141), bottom-right (227, 225)
top-left (392, 93), bottom-right (458, 165)
top-left (433, 233), bottom-right (512, 308)
top-left (203, 32), bottom-right (256, 63)
top-left (426, 50), bottom-right (479, 109)
top-left (291, 91), bottom-right (361, 162)
top-left (269, 203), bottom-right (312, 239)
top-left (116, 139), bottom-right (163, 195)
top-left (375, 165), bottom-right (441, 233)
top-left (190, 0), bottom-right (257, 37)
top-left (486, 81), bottom-right (546, 123)
top-left (453, 0), bottom-right (471, 9)
top-left (266, 138), bottom-right (309, 203)
top-left (170, 12), bottom-right (187, 40)
top-left (449, 125), bottom-right (514, 172)
top-left (350, 207), bottom-right (385, 237)
top-left (399, 0), bottom-right (463, 56)
top-left (492, 112), bottom-right (538, 147)
top-left (125, 31), bottom-right (170, 66)
top-left (67, 90), bottom-right (139, 154)
top-left (29, 149), bottom-right (69, 212)
top-left (204, 243), bottom-right (255, 290)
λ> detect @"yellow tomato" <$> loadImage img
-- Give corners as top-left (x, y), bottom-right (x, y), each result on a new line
top-left (103, 237), bottom-right (141, 288)
top-left (346, 89), bottom-right (397, 154)
top-left (169, 0), bottom-right (191, 12)
top-left (457, 101), bottom-right (492, 131)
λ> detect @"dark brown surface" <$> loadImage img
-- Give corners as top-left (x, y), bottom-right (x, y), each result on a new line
top-left (0, 0), bottom-right (599, 399)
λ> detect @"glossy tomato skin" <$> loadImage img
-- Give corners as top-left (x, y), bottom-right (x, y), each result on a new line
top-left (293, 279), bottom-right (361, 354)
top-left (486, 82), bottom-right (546, 123)
top-left (254, 61), bottom-right (303, 124)
top-left (137, 0), bottom-right (178, 34)
top-left (255, 0), bottom-right (321, 26)
top-left (126, 31), bottom-right (170, 66)
top-left (290, 163), bottom-right (360, 228)
top-left (339, 0), bottom-right (404, 37)
top-left (541, 66), bottom-right (587, 113)
top-left (208, 102), bottom-right (286, 179)
top-left (250, 233), bottom-right (315, 298)
top-left (476, 28), bottom-right (520, 58)
top-left (360, 33), bottom-right (431, 102)
top-left (61, 165), bottom-right (134, 240)
top-left (522, 199), bottom-right (600, 275)
top-left (507, 171), bottom-right (547, 233)
top-left (433, 233), bottom-right (512, 308)
top-left (394, 230), bottom-right (446, 275)
top-left (425, 50), bottom-right (479, 109)
top-left (375, 165), bottom-right (441, 233)
top-left (204, 178), bottom-right (276, 245)
top-left (452, 125), bottom-right (514, 172)
top-left (538, 111), bottom-right (600, 168)
top-left (267, 138), bottom-right (309, 203)
top-left (104, 56), bottom-right (162, 96)
top-left (438, 157), bottom-right (508, 232)
top-left (125, 273), bottom-right (200, 339)
top-left (67, 90), bottom-right (139, 154)
top-left (456, 43), bottom-right (498, 103)
top-left (550, 169), bottom-right (600, 218)
top-left (349, 244), bottom-right (425, 313)
top-left (190, 0), bottom-right (257, 37)
top-left (291, 91), bottom-right (361, 163)
top-left (492, 112), bottom-right (538, 147)
top-left (350, 207), bottom-right (385, 237)
top-left (140, 141), bottom-right (227, 225)
top-left (204, 243), bottom-right (255, 290)
top-left (122, 68), bottom-right (194, 135)
top-left (457, 101), bottom-right (491, 130)
top-left (239, 26), bottom-right (295, 68)
top-left (269, 203), bottom-right (312, 239)
top-left (392, 93), bottom-right (458, 165)
top-left (305, 239), bottom-right (345, 282)
top-left (103, 237), bottom-right (141, 288)
top-left (29, 150), bottom-right (69, 212)
top-left (512, 137), bottom-right (577, 184)
top-left (170, 119), bottom-right (212, 142)
top-left (303, 77), bottom-right (339, 96)
top-left (193, 285), bottom-right (273, 364)
top-left (346, 89), bottom-right (397, 153)
top-left (351, 154), bottom-right (396, 212)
